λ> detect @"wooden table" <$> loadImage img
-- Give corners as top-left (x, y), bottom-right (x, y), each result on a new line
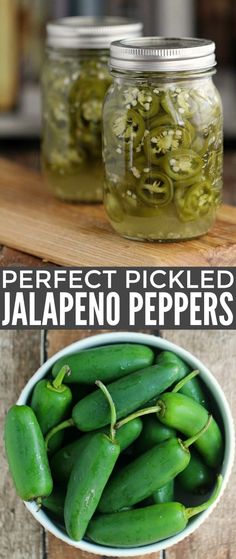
top-left (1, 329), bottom-right (235, 559)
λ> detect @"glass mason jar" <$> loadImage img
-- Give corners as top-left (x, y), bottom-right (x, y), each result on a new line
top-left (103, 38), bottom-right (223, 241)
top-left (41, 17), bottom-right (143, 202)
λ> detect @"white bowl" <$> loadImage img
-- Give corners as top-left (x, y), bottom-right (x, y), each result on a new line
top-left (17, 331), bottom-right (234, 556)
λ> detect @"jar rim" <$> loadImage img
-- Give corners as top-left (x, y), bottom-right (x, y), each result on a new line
top-left (46, 16), bottom-right (143, 49)
top-left (110, 37), bottom-right (216, 72)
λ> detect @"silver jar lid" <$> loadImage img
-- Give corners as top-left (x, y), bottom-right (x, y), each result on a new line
top-left (110, 37), bottom-right (216, 72)
top-left (46, 17), bottom-right (143, 49)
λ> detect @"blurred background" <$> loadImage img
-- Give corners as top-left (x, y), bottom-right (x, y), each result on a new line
top-left (0, 0), bottom-right (235, 152)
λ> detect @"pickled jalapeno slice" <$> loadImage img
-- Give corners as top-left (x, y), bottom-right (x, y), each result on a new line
top-left (47, 147), bottom-right (86, 174)
top-left (161, 89), bottom-right (198, 120)
top-left (150, 115), bottom-right (195, 143)
top-left (161, 91), bottom-right (182, 123)
top-left (70, 78), bottom-right (108, 111)
top-left (174, 173), bottom-right (202, 189)
top-left (201, 123), bottom-right (221, 151)
top-left (150, 114), bottom-right (175, 129)
top-left (137, 170), bottom-right (173, 207)
top-left (128, 154), bottom-right (147, 180)
top-left (191, 135), bottom-right (206, 154)
top-left (81, 99), bottom-right (103, 124)
top-left (184, 119), bottom-right (196, 143)
top-left (144, 125), bottom-right (191, 163)
top-left (111, 109), bottom-right (145, 150)
top-left (120, 86), bottom-right (160, 119)
top-left (192, 89), bottom-right (222, 126)
top-left (176, 90), bottom-right (198, 117)
top-left (206, 150), bottom-right (223, 181)
top-left (162, 150), bottom-right (202, 181)
top-left (175, 180), bottom-right (216, 222)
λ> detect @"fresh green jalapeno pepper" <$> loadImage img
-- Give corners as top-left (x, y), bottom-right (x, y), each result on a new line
top-left (64, 431), bottom-right (120, 540)
top-left (156, 350), bottom-right (189, 377)
top-left (52, 344), bottom-right (154, 384)
top-left (88, 476), bottom-right (222, 547)
top-left (155, 351), bottom-right (208, 408)
top-left (31, 365), bottom-right (73, 453)
top-left (64, 382), bottom-right (120, 541)
top-left (42, 487), bottom-right (65, 520)
top-left (177, 450), bottom-right (214, 494)
top-left (156, 392), bottom-right (223, 468)
top-left (115, 371), bottom-right (222, 469)
top-left (162, 149), bottom-right (202, 181)
top-left (47, 360), bottom-right (181, 436)
top-left (174, 180), bottom-right (217, 222)
top-left (152, 479), bottom-right (175, 504)
top-left (65, 431), bottom-right (120, 540)
top-left (172, 369), bottom-right (209, 409)
top-left (137, 170), bottom-right (173, 207)
top-left (98, 417), bottom-right (211, 513)
top-left (50, 434), bottom-right (92, 484)
top-left (144, 125), bottom-right (191, 163)
top-left (71, 361), bottom-right (182, 431)
top-left (134, 416), bottom-right (176, 455)
top-left (50, 418), bottom-right (142, 484)
top-left (4, 405), bottom-right (53, 501)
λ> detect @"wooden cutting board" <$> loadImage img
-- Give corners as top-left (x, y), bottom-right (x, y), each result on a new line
top-left (0, 157), bottom-right (236, 266)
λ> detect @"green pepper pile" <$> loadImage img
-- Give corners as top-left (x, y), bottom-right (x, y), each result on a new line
top-left (103, 78), bottom-right (223, 240)
top-left (5, 343), bottom-right (224, 548)
top-left (42, 51), bottom-right (111, 201)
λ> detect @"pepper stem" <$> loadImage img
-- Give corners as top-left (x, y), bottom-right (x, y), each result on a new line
top-left (45, 418), bottom-right (74, 451)
top-left (186, 475), bottom-right (223, 519)
top-left (184, 415), bottom-right (212, 448)
top-left (36, 497), bottom-right (42, 511)
top-left (172, 370), bottom-right (199, 393)
top-left (52, 365), bottom-right (71, 389)
top-left (95, 380), bottom-right (116, 442)
top-left (116, 405), bottom-right (161, 430)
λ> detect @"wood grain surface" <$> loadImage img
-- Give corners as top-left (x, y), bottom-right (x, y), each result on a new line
top-left (1, 329), bottom-right (235, 559)
top-left (1, 331), bottom-right (43, 559)
top-left (0, 157), bottom-right (236, 266)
